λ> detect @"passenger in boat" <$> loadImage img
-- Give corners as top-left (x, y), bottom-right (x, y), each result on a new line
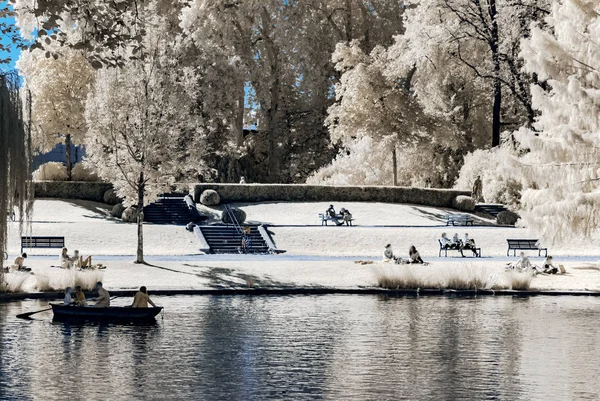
top-left (74, 285), bottom-right (86, 306)
top-left (94, 282), bottom-right (110, 307)
top-left (131, 286), bottom-right (157, 308)
top-left (64, 287), bottom-right (74, 306)
top-left (408, 246), bottom-right (424, 264)
top-left (60, 248), bottom-right (74, 269)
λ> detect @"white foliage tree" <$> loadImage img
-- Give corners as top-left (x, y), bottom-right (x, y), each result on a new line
top-left (514, 0), bottom-right (600, 243)
top-left (85, 37), bottom-right (203, 263)
top-left (17, 48), bottom-right (95, 179)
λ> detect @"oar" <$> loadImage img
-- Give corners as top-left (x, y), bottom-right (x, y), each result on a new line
top-left (17, 296), bottom-right (120, 319)
top-left (16, 307), bottom-right (52, 319)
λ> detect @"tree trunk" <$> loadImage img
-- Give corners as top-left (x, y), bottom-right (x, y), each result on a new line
top-left (135, 171), bottom-right (145, 264)
top-left (65, 134), bottom-right (72, 180)
top-left (489, 0), bottom-right (501, 148)
top-left (392, 147), bottom-right (398, 186)
top-left (235, 79), bottom-right (245, 147)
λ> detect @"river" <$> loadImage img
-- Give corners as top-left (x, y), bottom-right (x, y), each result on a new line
top-left (1, 295), bottom-right (599, 400)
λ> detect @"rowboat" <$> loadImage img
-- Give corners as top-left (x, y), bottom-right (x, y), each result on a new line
top-left (50, 303), bottom-right (163, 323)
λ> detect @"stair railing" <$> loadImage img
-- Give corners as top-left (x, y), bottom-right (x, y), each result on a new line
top-left (224, 204), bottom-right (244, 235)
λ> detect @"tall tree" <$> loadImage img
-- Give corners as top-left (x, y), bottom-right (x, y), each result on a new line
top-left (388, 0), bottom-right (550, 148)
top-left (0, 72), bottom-right (32, 273)
top-left (514, 0), bottom-right (600, 243)
top-left (17, 48), bottom-right (95, 179)
top-left (85, 34), bottom-right (204, 263)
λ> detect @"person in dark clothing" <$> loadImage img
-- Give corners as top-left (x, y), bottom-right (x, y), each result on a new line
top-left (408, 246), bottom-right (424, 264)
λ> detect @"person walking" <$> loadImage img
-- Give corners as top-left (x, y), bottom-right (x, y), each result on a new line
top-left (472, 175), bottom-right (483, 203)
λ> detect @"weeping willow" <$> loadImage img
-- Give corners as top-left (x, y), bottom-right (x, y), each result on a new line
top-left (0, 72), bottom-right (33, 275)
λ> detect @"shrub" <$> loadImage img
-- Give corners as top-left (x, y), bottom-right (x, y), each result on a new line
top-left (193, 184), bottom-right (469, 207)
top-left (32, 162), bottom-right (68, 181)
top-left (454, 146), bottom-right (523, 207)
top-left (72, 163), bottom-right (99, 181)
top-left (222, 207), bottom-right (247, 224)
top-left (376, 265), bottom-right (506, 290)
top-left (200, 189), bottom-right (221, 206)
top-left (34, 181), bottom-right (113, 202)
top-left (111, 203), bottom-right (125, 218)
top-left (452, 195), bottom-right (476, 212)
top-left (34, 270), bottom-right (103, 292)
top-left (122, 206), bottom-right (138, 223)
top-left (496, 210), bottom-right (520, 226)
top-left (103, 188), bottom-right (122, 205)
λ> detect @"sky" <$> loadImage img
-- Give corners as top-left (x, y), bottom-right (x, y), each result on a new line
top-left (0, 5), bottom-right (22, 72)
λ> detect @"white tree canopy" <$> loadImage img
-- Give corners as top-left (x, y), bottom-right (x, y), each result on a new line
top-left (514, 0), bottom-right (600, 243)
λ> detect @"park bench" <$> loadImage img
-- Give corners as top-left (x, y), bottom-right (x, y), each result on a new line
top-left (21, 236), bottom-right (65, 254)
top-left (445, 214), bottom-right (474, 226)
top-left (438, 240), bottom-right (481, 257)
top-left (318, 213), bottom-right (354, 226)
top-left (506, 239), bottom-right (547, 257)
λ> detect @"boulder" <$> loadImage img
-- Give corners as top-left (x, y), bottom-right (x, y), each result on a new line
top-left (111, 203), bottom-right (125, 218)
top-left (221, 207), bottom-right (247, 224)
top-left (452, 195), bottom-right (476, 212)
top-left (496, 210), bottom-right (520, 226)
top-left (121, 206), bottom-right (138, 223)
top-left (103, 188), bottom-right (122, 205)
top-left (200, 189), bottom-right (221, 206)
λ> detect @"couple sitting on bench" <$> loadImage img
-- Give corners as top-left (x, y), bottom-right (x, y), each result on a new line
top-left (384, 244), bottom-right (425, 264)
top-left (440, 232), bottom-right (478, 257)
top-left (326, 205), bottom-right (352, 226)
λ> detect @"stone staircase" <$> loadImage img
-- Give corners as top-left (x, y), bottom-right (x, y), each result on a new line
top-left (143, 196), bottom-right (191, 225)
top-left (197, 225), bottom-right (272, 254)
top-left (474, 203), bottom-right (509, 218)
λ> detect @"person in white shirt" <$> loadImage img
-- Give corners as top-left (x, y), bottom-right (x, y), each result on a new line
top-left (440, 233), bottom-right (452, 249)
top-left (384, 244), bottom-right (395, 261)
top-left (462, 233), bottom-right (478, 256)
top-left (60, 248), bottom-right (74, 269)
top-left (64, 287), bottom-right (74, 306)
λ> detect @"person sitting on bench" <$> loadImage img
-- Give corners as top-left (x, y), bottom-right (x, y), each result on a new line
top-left (461, 233), bottom-right (478, 256)
top-left (326, 205), bottom-right (342, 226)
top-left (340, 208), bottom-right (352, 226)
top-left (440, 233), bottom-right (452, 249)
top-left (408, 246), bottom-right (424, 264)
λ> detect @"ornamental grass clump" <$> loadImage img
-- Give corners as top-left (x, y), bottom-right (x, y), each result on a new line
top-left (35, 270), bottom-right (103, 292)
top-left (508, 272), bottom-right (532, 290)
top-left (0, 272), bottom-right (30, 293)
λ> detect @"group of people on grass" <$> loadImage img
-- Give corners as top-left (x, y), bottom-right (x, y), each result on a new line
top-left (384, 244), bottom-right (425, 264)
top-left (60, 247), bottom-right (105, 270)
top-left (64, 282), bottom-right (156, 308)
top-left (326, 205), bottom-right (353, 226)
top-left (506, 252), bottom-right (566, 275)
top-left (440, 232), bottom-right (478, 257)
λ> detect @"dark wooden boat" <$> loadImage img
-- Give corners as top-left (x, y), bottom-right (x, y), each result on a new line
top-left (50, 303), bottom-right (163, 322)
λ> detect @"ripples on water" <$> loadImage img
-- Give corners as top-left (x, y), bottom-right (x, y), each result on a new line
top-left (0, 295), bottom-right (599, 400)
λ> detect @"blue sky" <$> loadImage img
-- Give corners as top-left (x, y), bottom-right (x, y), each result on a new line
top-left (0, 4), bottom-right (22, 72)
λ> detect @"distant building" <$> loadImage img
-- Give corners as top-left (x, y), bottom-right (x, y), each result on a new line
top-left (32, 142), bottom-right (86, 170)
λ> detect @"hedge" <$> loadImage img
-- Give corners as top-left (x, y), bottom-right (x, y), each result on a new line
top-left (34, 181), bottom-right (113, 203)
top-left (193, 184), bottom-right (470, 208)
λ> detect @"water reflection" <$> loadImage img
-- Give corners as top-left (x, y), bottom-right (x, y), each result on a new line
top-left (0, 295), bottom-right (599, 400)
